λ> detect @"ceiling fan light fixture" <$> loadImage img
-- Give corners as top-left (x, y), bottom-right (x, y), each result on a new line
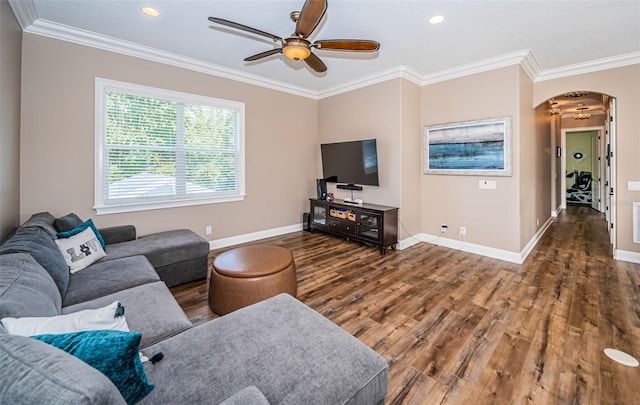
top-left (283, 39), bottom-right (311, 60)
top-left (428, 15), bottom-right (445, 25)
top-left (141, 7), bottom-right (160, 17)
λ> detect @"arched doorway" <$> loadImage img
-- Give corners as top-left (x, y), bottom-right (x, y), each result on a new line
top-left (540, 91), bottom-right (616, 248)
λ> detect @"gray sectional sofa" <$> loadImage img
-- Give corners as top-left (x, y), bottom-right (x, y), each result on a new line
top-left (0, 212), bottom-right (388, 404)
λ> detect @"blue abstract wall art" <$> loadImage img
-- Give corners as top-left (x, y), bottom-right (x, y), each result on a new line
top-left (424, 117), bottom-right (512, 176)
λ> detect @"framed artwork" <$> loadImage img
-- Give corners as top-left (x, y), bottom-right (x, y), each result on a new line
top-left (424, 116), bottom-right (512, 176)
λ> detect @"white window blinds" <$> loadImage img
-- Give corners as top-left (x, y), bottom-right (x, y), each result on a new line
top-left (95, 79), bottom-right (245, 214)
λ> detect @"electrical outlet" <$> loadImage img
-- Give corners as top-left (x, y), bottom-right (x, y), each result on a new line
top-left (459, 226), bottom-right (466, 236)
top-left (441, 224), bottom-right (448, 233)
top-left (205, 226), bottom-right (212, 235)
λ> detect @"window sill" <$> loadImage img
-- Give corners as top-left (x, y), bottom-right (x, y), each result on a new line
top-left (94, 194), bottom-right (246, 215)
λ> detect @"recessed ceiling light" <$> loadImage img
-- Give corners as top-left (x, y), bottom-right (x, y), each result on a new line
top-left (428, 15), bottom-right (445, 25)
top-left (142, 7), bottom-right (160, 17)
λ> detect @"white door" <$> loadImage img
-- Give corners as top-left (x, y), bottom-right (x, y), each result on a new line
top-left (591, 132), bottom-right (600, 211)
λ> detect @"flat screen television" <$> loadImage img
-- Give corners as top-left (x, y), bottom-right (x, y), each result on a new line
top-left (321, 139), bottom-right (379, 187)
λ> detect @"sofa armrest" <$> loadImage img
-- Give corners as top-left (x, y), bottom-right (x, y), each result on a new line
top-left (99, 225), bottom-right (136, 245)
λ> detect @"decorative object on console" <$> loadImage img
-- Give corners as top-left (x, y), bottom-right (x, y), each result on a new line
top-left (424, 116), bottom-right (512, 176)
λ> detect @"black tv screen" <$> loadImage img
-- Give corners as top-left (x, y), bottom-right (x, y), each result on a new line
top-left (321, 139), bottom-right (379, 186)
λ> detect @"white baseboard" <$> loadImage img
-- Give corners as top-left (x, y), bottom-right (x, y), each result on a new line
top-left (410, 218), bottom-right (554, 265)
top-left (209, 219), bottom-right (555, 265)
top-left (519, 217), bottom-right (554, 262)
top-left (614, 249), bottom-right (640, 264)
top-left (417, 233), bottom-right (523, 263)
top-left (551, 206), bottom-right (563, 218)
top-left (397, 236), bottom-right (422, 250)
top-left (209, 223), bottom-right (302, 250)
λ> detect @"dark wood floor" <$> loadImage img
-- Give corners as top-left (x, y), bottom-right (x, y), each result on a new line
top-left (171, 206), bottom-right (640, 404)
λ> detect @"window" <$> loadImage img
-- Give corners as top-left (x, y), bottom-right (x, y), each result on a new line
top-left (95, 79), bottom-right (245, 214)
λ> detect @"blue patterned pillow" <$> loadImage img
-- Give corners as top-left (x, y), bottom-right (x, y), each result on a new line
top-left (32, 330), bottom-right (154, 404)
top-left (57, 219), bottom-right (106, 249)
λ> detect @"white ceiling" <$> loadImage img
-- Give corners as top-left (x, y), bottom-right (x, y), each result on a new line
top-left (9, 0), bottom-right (640, 97)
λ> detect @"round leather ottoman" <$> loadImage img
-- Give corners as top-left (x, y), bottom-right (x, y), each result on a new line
top-left (208, 245), bottom-right (297, 315)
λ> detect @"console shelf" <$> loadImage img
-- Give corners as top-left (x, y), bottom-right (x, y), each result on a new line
top-left (309, 198), bottom-right (398, 255)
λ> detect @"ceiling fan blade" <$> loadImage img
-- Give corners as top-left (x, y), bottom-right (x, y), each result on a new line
top-left (314, 39), bottom-right (380, 52)
top-left (295, 0), bottom-right (327, 38)
top-left (304, 52), bottom-right (327, 73)
top-left (244, 48), bottom-right (282, 61)
top-left (208, 17), bottom-right (282, 42)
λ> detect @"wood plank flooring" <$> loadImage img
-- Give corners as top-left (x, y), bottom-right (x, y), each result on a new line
top-left (171, 206), bottom-right (640, 404)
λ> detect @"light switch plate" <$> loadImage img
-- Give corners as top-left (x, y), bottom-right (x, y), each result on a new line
top-left (628, 181), bottom-right (640, 191)
top-left (479, 180), bottom-right (496, 190)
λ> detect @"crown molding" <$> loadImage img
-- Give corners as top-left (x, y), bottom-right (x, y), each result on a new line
top-left (535, 51), bottom-right (640, 82)
top-left (12, 9), bottom-right (639, 100)
top-left (317, 65), bottom-right (423, 99)
top-left (420, 50), bottom-right (534, 86)
top-left (7, 0), bottom-right (38, 30)
top-left (24, 18), bottom-right (318, 99)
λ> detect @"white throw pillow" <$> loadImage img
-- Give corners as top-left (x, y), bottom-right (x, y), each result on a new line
top-left (1, 301), bottom-right (128, 336)
top-left (55, 226), bottom-right (106, 273)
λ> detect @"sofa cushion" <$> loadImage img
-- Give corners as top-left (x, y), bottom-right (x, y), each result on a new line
top-left (58, 219), bottom-right (106, 249)
top-left (21, 211), bottom-right (58, 239)
top-left (55, 227), bottom-right (106, 274)
top-left (63, 255), bottom-right (159, 307)
top-left (0, 253), bottom-right (61, 319)
top-left (0, 226), bottom-right (70, 296)
top-left (33, 330), bottom-right (154, 405)
top-left (139, 293), bottom-right (388, 405)
top-left (62, 281), bottom-right (192, 349)
top-left (0, 333), bottom-right (126, 404)
top-left (105, 229), bottom-right (209, 268)
top-left (53, 212), bottom-right (83, 233)
top-left (219, 386), bottom-right (270, 405)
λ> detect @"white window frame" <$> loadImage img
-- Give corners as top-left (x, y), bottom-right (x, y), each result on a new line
top-left (94, 78), bottom-right (245, 215)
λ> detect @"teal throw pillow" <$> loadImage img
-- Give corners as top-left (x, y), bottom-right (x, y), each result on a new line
top-left (57, 219), bottom-right (106, 249)
top-left (32, 330), bottom-right (154, 405)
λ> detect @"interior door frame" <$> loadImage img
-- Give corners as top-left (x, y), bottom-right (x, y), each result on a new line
top-left (560, 126), bottom-right (605, 211)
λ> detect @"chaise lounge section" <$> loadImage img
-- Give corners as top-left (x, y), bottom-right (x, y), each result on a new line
top-left (0, 212), bottom-right (388, 404)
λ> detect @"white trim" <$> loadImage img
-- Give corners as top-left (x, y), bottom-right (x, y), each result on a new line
top-left (614, 249), bottom-right (640, 264)
top-left (25, 19), bottom-right (318, 99)
top-left (420, 50), bottom-right (535, 86)
top-left (317, 65), bottom-right (423, 99)
top-left (419, 233), bottom-right (523, 264)
top-left (633, 202), bottom-right (640, 243)
top-left (519, 217), bottom-right (554, 262)
top-left (11, 13), bottom-right (638, 100)
top-left (94, 194), bottom-right (246, 215)
top-left (397, 236), bottom-right (422, 251)
top-left (535, 51), bottom-right (640, 83)
top-left (7, 0), bottom-right (37, 30)
top-left (413, 216), bottom-right (553, 264)
top-left (94, 78), bottom-right (246, 215)
top-left (208, 224), bottom-right (302, 250)
top-left (551, 206), bottom-right (563, 218)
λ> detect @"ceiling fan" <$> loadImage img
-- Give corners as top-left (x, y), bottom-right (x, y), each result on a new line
top-left (207, 0), bottom-right (379, 73)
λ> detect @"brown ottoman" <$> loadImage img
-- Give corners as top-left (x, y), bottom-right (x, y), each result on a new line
top-left (208, 245), bottom-right (297, 315)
